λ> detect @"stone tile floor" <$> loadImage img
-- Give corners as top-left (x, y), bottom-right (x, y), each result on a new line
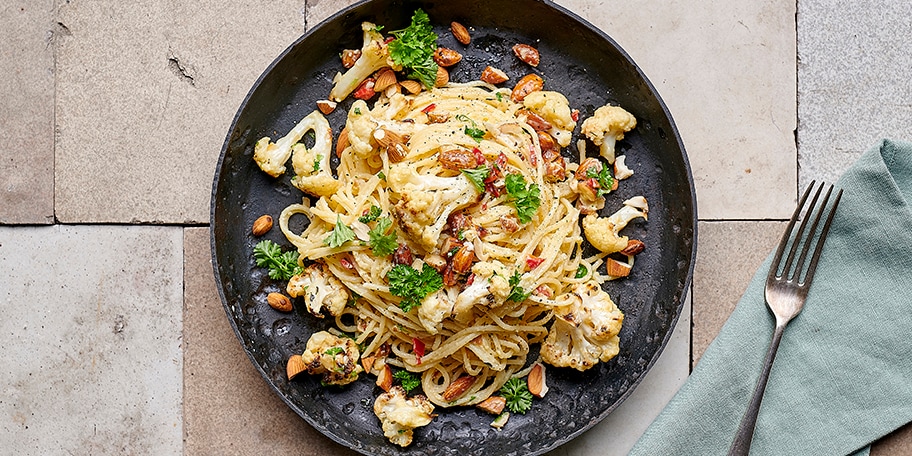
top-left (2, 0), bottom-right (911, 454)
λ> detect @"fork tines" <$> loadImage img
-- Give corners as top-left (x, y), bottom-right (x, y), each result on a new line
top-left (768, 181), bottom-right (843, 285)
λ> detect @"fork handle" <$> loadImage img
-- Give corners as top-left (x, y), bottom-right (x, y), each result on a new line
top-left (728, 323), bottom-right (786, 456)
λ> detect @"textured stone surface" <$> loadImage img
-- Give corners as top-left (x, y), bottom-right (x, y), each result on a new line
top-left (183, 227), bottom-right (357, 455)
top-left (0, 1), bottom-right (55, 224)
top-left (54, 0), bottom-right (306, 223)
top-left (0, 225), bottom-right (183, 454)
top-left (558, 0), bottom-right (797, 220)
top-left (798, 0), bottom-right (912, 190)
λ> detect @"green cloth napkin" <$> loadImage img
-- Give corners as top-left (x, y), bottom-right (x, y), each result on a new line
top-left (630, 139), bottom-right (912, 455)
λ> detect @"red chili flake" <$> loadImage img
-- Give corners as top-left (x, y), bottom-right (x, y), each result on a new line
top-left (571, 109), bottom-right (580, 122)
top-left (472, 147), bottom-right (486, 164)
top-left (477, 227), bottom-right (488, 238)
top-left (535, 285), bottom-right (553, 298)
top-left (526, 256), bottom-right (545, 270)
top-left (465, 273), bottom-right (476, 286)
top-left (412, 337), bottom-right (426, 364)
top-left (586, 177), bottom-right (601, 190)
top-left (353, 78), bottom-right (376, 100)
top-left (340, 256), bottom-right (355, 270)
top-left (384, 36), bottom-right (395, 44)
top-left (421, 103), bottom-right (436, 113)
top-left (527, 144), bottom-right (538, 166)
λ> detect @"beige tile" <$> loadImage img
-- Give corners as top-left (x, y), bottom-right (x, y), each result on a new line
top-left (306, 0), bottom-right (360, 28)
top-left (873, 423), bottom-right (912, 455)
top-left (0, 1), bottom-right (55, 224)
top-left (183, 227), bottom-right (358, 455)
top-left (556, 0), bottom-right (797, 220)
top-left (54, 1), bottom-right (305, 223)
top-left (692, 220), bottom-right (786, 364)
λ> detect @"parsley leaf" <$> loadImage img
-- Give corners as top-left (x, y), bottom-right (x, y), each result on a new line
top-left (586, 162), bottom-right (615, 197)
top-left (359, 205), bottom-right (382, 223)
top-left (456, 114), bottom-right (486, 142)
top-left (387, 263), bottom-right (443, 312)
top-left (253, 240), bottom-right (304, 280)
top-left (507, 270), bottom-right (530, 302)
top-left (500, 377), bottom-right (533, 414)
top-left (312, 154), bottom-right (323, 172)
top-left (389, 9), bottom-right (439, 89)
top-left (324, 347), bottom-right (343, 356)
top-left (324, 215), bottom-right (356, 248)
top-left (369, 217), bottom-right (398, 256)
top-left (575, 264), bottom-right (588, 279)
top-left (504, 173), bottom-right (542, 224)
top-left (461, 165), bottom-right (490, 192)
top-left (393, 370), bottom-right (421, 393)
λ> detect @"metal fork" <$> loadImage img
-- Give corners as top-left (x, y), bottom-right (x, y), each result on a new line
top-left (728, 181), bottom-right (843, 456)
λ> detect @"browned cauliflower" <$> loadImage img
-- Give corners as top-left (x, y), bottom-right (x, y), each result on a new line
top-left (254, 110), bottom-right (334, 179)
top-left (329, 22), bottom-right (400, 102)
top-left (582, 196), bottom-right (648, 254)
top-left (373, 386), bottom-right (436, 447)
top-left (540, 281), bottom-right (625, 371)
top-left (522, 91), bottom-right (577, 147)
top-left (286, 262), bottom-right (349, 318)
top-left (417, 290), bottom-right (453, 334)
top-left (299, 331), bottom-right (363, 385)
top-left (452, 260), bottom-right (512, 320)
top-left (580, 105), bottom-right (637, 164)
top-left (287, 111), bottom-right (341, 198)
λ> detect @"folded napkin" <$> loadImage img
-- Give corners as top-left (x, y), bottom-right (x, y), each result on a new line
top-left (630, 139), bottom-right (912, 455)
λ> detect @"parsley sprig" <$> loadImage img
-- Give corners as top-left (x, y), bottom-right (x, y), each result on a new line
top-left (587, 162), bottom-right (615, 197)
top-left (500, 377), bottom-right (533, 414)
top-left (461, 165), bottom-right (490, 192)
top-left (253, 240), bottom-right (304, 280)
top-left (389, 9), bottom-right (439, 89)
top-left (507, 270), bottom-right (531, 303)
top-left (324, 215), bottom-right (356, 248)
top-left (505, 173), bottom-right (542, 224)
top-left (456, 114), bottom-right (486, 142)
top-left (359, 205), bottom-right (382, 223)
top-left (393, 370), bottom-right (421, 393)
top-left (387, 263), bottom-right (443, 312)
top-left (368, 217), bottom-right (398, 256)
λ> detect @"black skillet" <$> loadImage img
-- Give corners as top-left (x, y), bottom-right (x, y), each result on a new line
top-left (211, 0), bottom-right (696, 454)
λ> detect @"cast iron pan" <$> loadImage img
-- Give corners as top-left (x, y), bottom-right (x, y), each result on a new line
top-left (211, 0), bottom-right (696, 454)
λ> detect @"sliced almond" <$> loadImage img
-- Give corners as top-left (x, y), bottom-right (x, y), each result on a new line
top-left (340, 49), bottom-right (361, 68)
top-left (605, 258), bottom-right (633, 277)
top-left (400, 79), bottom-right (422, 94)
top-left (315, 99), bottom-right (337, 115)
top-left (527, 363), bottom-right (549, 398)
top-left (511, 73), bottom-right (544, 103)
top-left (373, 68), bottom-right (397, 92)
top-left (442, 375), bottom-right (476, 401)
top-left (336, 126), bottom-right (350, 158)
top-left (267, 292), bottom-right (292, 312)
top-left (451, 21), bottom-right (471, 45)
top-left (376, 364), bottom-right (393, 392)
top-left (476, 396), bottom-right (506, 415)
top-left (287, 354), bottom-right (306, 380)
top-left (512, 44), bottom-right (541, 67)
top-left (450, 245), bottom-right (475, 274)
top-left (620, 239), bottom-right (645, 256)
top-left (435, 66), bottom-right (450, 87)
top-left (480, 66), bottom-right (509, 85)
top-left (361, 355), bottom-right (376, 374)
top-left (433, 47), bottom-right (463, 67)
top-left (251, 214), bottom-right (273, 236)
top-left (373, 128), bottom-right (410, 163)
top-left (491, 411), bottom-right (510, 429)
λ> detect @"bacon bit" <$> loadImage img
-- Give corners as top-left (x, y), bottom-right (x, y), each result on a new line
top-left (477, 226), bottom-right (488, 238)
top-left (472, 147), bottom-right (486, 165)
top-left (448, 212), bottom-right (473, 235)
top-left (527, 145), bottom-right (538, 166)
top-left (485, 181), bottom-right (505, 198)
top-left (486, 153), bottom-right (507, 183)
top-left (535, 285), bottom-right (553, 298)
top-left (442, 265), bottom-right (458, 287)
top-left (422, 103), bottom-right (437, 113)
top-left (412, 337), bottom-right (426, 364)
top-left (500, 215), bottom-right (520, 233)
top-left (571, 109), bottom-right (580, 122)
top-left (353, 78), bottom-right (376, 100)
top-left (525, 256), bottom-right (545, 270)
top-left (340, 256), bottom-right (355, 270)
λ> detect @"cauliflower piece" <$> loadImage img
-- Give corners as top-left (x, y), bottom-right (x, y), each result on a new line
top-left (540, 281), bottom-right (625, 371)
top-left (452, 260), bottom-right (512, 320)
top-left (300, 331), bottom-right (363, 385)
top-left (523, 91), bottom-right (577, 147)
top-left (614, 155), bottom-right (634, 180)
top-left (329, 22), bottom-right (400, 102)
top-left (284, 111), bottom-right (341, 197)
top-left (373, 386), bottom-right (435, 447)
top-left (417, 290), bottom-right (453, 334)
top-left (254, 110), bottom-right (333, 178)
top-left (387, 165), bottom-right (481, 252)
top-left (582, 196), bottom-right (648, 254)
top-left (580, 105), bottom-right (637, 164)
top-left (345, 100), bottom-right (378, 158)
top-left (287, 262), bottom-right (350, 318)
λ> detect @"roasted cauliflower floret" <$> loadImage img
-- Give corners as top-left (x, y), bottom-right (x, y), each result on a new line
top-left (580, 105), bottom-right (637, 164)
top-left (345, 100), bottom-right (378, 158)
top-left (452, 260), bottom-right (512, 320)
top-left (286, 111), bottom-right (341, 197)
top-left (417, 290), bottom-right (453, 334)
top-left (287, 262), bottom-right (349, 318)
top-left (582, 196), bottom-right (648, 254)
top-left (388, 165), bottom-right (481, 252)
top-left (329, 22), bottom-right (400, 102)
top-left (299, 331), bottom-right (363, 385)
top-left (540, 281), bottom-right (624, 371)
top-left (522, 91), bottom-right (577, 147)
top-left (373, 386), bottom-right (435, 447)
top-left (254, 110), bottom-right (334, 178)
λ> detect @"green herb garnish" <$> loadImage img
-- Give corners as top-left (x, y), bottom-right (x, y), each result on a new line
top-left (507, 270), bottom-right (530, 303)
top-left (312, 154), bottom-right (323, 172)
top-left (393, 370), bottom-right (421, 393)
top-left (324, 215), bottom-right (356, 248)
top-left (324, 347), bottom-right (344, 356)
top-left (388, 9), bottom-right (439, 89)
top-left (253, 240), bottom-right (303, 280)
top-left (456, 114), bottom-right (486, 142)
top-left (460, 165), bottom-right (490, 192)
top-left (500, 377), bottom-right (533, 414)
top-left (368, 217), bottom-right (398, 256)
top-left (575, 264), bottom-right (588, 279)
top-left (505, 173), bottom-right (542, 224)
top-left (586, 162), bottom-right (615, 197)
top-left (387, 263), bottom-right (443, 312)
top-left (359, 205), bottom-right (382, 223)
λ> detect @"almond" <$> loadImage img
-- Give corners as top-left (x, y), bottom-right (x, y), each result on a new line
top-left (476, 396), bottom-right (506, 415)
top-left (620, 239), bottom-right (646, 256)
top-left (512, 44), bottom-right (541, 67)
top-left (373, 128), bottom-right (410, 163)
top-left (399, 79), bottom-right (422, 94)
top-left (605, 258), bottom-right (633, 277)
top-left (433, 47), bottom-right (463, 67)
top-left (527, 363), bottom-right (549, 398)
top-left (519, 109), bottom-right (553, 132)
top-left (336, 127), bottom-right (350, 158)
top-left (251, 214), bottom-right (273, 236)
top-left (287, 354), bottom-right (306, 380)
top-left (361, 355), bottom-right (376, 374)
top-left (435, 66), bottom-right (450, 87)
top-left (373, 68), bottom-right (397, 92)
top-left (442, 375), bottom-right (476, 401)
top-left (480, 66), bottom-right (509, 84)
top-left (340, 49), bottom-right (361, 68)
top-left (426, 109), bottom-right (450, 123)
top-left (511, 73), bottom-right (544, 102)
top-left (267, 292), bottom-right (293, 312)
top-left (376, 364), bottom-right (393, 392)
top-left (438, 147), bottom-right (479, 170)
top-left (450, 21), bottom-right (471, 45)
top-left (315, 99), bottom-right (336, 115)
